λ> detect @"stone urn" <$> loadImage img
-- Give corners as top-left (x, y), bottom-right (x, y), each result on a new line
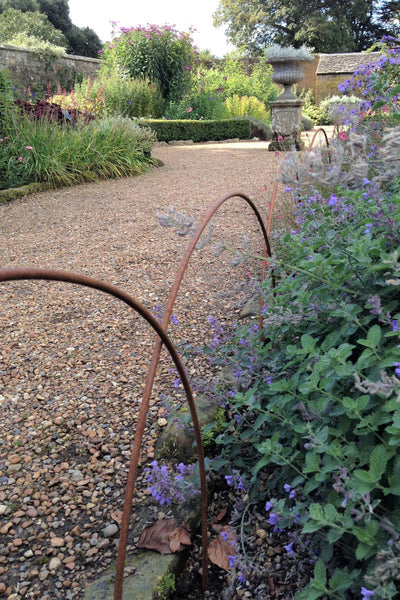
top-left (265, 45), bottom-right (314, 150)
top-left (266, 44), bottom-right (314, 99)
top-left (269, 58), bottom-right (307, 100)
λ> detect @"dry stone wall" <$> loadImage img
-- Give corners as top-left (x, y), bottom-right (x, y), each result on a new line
top-left (0, 44), bottom-right (379, 104)
top-left (0, 44), bottom-right (101, 94)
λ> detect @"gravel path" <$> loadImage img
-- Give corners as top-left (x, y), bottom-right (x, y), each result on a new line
top-left (0, 140), bottom-right (284, 599)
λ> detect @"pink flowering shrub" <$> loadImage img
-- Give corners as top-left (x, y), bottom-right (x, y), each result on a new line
top-left (101, 23), bottom-right (198, 104)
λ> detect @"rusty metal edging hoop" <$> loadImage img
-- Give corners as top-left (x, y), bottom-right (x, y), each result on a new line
top-left (0, 131), bottom-right (336, 597)
top-left (0, 267), bottom-right (208, 599)
top-left (116, 191), bottom-right (273, 596)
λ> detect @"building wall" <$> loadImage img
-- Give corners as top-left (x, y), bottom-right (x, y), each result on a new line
top-left (315, 73), bottom-right (348, 103)
top-left (0, 44), bottom-right (101, 94)
top-left (295, 56), bottom-right (319, 99)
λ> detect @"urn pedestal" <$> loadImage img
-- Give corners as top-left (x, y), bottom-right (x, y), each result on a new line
top-left (269, 98), bottom-right (304, 151)
top-left (267, 58), bottom-right (307, 150)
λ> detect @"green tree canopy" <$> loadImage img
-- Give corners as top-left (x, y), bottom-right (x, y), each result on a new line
top-left (36, 0), bottom-right (101, 57)
top-left (0, 0), bottom-right (39, 11)
top-left (0, 0), bottom-right (102, 57)
top-left (67, 24), bottom-right (102, 57)
top-left (0, 7), bottom-right (68, 47)
top-left (36, 0), bottom-right (72, 34)
top-left (213, 0), bottom-right (400, 54)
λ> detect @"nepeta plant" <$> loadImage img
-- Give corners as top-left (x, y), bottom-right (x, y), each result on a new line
top-left (145, 460), bottom-right (200, 506)
top-left (210, 186), bottom-right (400, 597)
top-left (156, 206), bottom-right (196, 237)
top-left (338, 36), bottom-right (400, 132)
top-left (202, 50), bottom-right (400, 598)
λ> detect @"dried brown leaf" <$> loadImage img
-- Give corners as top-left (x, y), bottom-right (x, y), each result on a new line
top-left (169, 522), bottom-right (191, 553)
top-left (138, 519), bottom-right (191, 555)
top-left (212, 506), bottom-right (228, 525)
top-left (207, 525), bottom-right (237, 571)
top-left (138, 518), bottom-right (180, 554)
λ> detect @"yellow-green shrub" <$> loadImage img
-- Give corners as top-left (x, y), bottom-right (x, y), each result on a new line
top-left (224, 95), bottom-right (270, 122)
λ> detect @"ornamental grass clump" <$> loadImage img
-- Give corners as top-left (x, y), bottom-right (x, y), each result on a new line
top-left (0, 69), bottom-right (156, 190)
top-left (192, 39), bottom-right (400, 599)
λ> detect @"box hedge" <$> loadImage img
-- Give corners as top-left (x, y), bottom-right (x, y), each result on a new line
top-left (136, 118), bottom-right (251, 142)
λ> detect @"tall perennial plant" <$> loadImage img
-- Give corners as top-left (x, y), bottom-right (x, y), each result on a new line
top-left (194, 37), bottom-right (400, 599)
top-left (0, 70), bottom-right (156, 190)
top-left (101, 24), bottom-right (198, 104)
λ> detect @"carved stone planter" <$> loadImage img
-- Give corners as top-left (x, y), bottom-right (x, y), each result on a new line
top-left (269, 58), bottom-right (306, 100)
top-left (266, 49), bottom-right (312, 150)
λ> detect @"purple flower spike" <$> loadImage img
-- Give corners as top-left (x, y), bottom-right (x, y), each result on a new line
top-left (269, 513), bottom-right (279, 526)
top-left (361, 587), bottom-right (375, 600)
top-left (284, 542), bottom-right (295, 556)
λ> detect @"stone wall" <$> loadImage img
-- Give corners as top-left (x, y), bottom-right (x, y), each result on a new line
top-left (0, 44), bottom-right (101, 94)
top-left (0, 44), bottom-right (378, 104)
top-left (315, 73), bottom-right (348, 103)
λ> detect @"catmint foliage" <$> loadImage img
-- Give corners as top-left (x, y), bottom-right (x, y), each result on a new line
top-left (145, 460), bottom-right (200, 506)
top-left (156, 206), bottom-right (196, 237)
top-left (203, 40), bottom-right (400, 599)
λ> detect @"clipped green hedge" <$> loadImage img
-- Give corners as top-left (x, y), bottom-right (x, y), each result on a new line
top-left (137, 118), bottom-right (251, 142)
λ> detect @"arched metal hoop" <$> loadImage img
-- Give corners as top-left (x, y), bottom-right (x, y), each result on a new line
top-left (309, 126), bottom-right (330, 150)
top-left (0, 267), bottom-right (207, 600)
top-left (120, 191), bottom-right (273, 595)
top-left (0, 182), bottom-right (277, 598)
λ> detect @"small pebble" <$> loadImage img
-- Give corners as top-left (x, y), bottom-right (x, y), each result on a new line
top-left (49, 557), bottom-right (62, 571)
top-left (103, 524), bottom-right (118, 538)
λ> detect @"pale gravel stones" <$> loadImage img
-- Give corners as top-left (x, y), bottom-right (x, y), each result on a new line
top-left (0, 140), bottom-right (282, 597)
top-left (49, 557), bottom-right (62, 570)
top-left (102, 524), bottom-right (118, 538)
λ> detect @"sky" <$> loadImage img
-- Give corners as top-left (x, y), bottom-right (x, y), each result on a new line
top-left (67, 0), bottom-right (235, 57)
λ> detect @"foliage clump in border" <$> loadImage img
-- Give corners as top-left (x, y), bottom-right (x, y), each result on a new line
top-left (164, 52), bottom-right (278, 121)
top-left (50, 71), bottom-right (164, 120)
top-left (198, 36), bottom-right (400, 599)
top-left (0, 69), bottom-right (156, 191)
top-left (101, 23), bottom-right (198, 104)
